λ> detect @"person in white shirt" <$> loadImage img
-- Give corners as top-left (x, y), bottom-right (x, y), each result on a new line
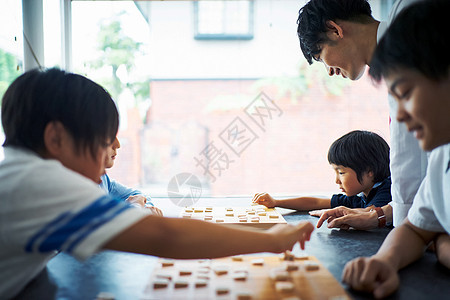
top-left (341, 0), bottom-right (450, 297)
top-left (296, 0), bottom-right (427, 230)
top-left (0, 68), bottom-right (314, 299)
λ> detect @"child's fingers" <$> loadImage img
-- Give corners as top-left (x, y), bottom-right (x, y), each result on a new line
top-left (251, 193), bottom-right (265, 202)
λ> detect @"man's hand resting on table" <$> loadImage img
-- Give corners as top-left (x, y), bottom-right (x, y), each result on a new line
top-left (310, 206), bottom-right (378, 230)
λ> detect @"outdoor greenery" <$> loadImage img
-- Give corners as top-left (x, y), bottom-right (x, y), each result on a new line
top-left (0, 49), bottom-right (21, 106)
top-left (84, 12), bottom-right (149, 107)
top-left (253, 60), bottom-right (351, 104)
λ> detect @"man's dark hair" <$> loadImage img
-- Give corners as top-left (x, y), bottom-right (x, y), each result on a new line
top-left (1, 68), bottom-right (119, 159)
top-left (369, 0), bottom-right (450, 83)
top-left (297, 0), bottom-right (372, 64)
top-left (328, 130), bottom-right (390, 184)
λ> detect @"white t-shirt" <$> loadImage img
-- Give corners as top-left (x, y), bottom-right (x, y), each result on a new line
top-left (377, 0), bottom-right (428, 227)
top-left (408, 144), bottom-right (450, 233)
top-left (0, 147), bottom-right (148, 299)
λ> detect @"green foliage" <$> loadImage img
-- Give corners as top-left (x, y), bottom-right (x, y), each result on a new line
top-left (0, 49), bottom-right (21, 105)
top-left (253, 60), bottom-right (350, 104)
top-left (87, 12), bottom-right (149, 105)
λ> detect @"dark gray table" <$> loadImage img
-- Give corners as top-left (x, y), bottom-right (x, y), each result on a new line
top-left (14, 197), bottom-right (450, 300)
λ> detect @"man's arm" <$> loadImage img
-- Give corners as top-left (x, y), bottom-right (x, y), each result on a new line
top-left (252, 193), bottom-right (331, 211)
top-left (314, 204), bottom-right (392, 230)
top-left (342, 219), bottom-right (436, 298)
top-left (103, 216), bottom-right (314, 259)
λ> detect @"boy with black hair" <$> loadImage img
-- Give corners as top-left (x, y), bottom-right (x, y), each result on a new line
top-left (253, 130), bottom-right (391, 215)
top-left (100, 136), bottom-right (163, 216)
top-left (296, 0), bottom-right (427, 229)
top-left (341, 0), bottom-right (450, 297)
top-left (0, 68), bottom-right (314, 299)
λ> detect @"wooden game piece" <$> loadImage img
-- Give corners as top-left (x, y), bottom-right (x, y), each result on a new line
top-left (250, 217), bottom-right (260, 223)
top-left (232, 271), bottom-right (248, 281)
top-left (225, 212), bottom-right (234, 217)
top-left (174, 281), bottom-right (189, 288)
top-left (205, 207), bottom-right (213, 211)
top-left (247, 211), bottom-right (256, 215)
top-left (197, 275), bottom-right (210, 280)
top-left (281, 250), bottom-right (295, 261)
top-left (184, 208), bottom-right (193, 213)
top-left (226, 208), bottom-right (233, 211)
top-left (194, 208), bottom-right (203, 213)
top-left (197, 267), bottom-right (210, 274)
top-left (155, 273), bottom-right (172, 281)
top-left (275, 282), bottom-right (294, 293)
top-left (234, 267), bottom-right (249, 274)
top-left (236, 291), bottom-right (252, 300)
top-left (257, 212), bottom-right (267, 216)
top-left (231, 255), bottom-right (244, 261)
top-left (216, 287), bottom-right (230, 295)
top-left (239, 218), bottom-right (248, 222)
top-left (161, 259), bottom-right (174, 267)
top-left (194, 280), bottom-right (208, 288)
top-left (181, 213), bottom-right (192, 218)
top-left (304, 262), bottom-right (320, 271)
top-left (215, 218), bottom-right (224, 223)
top-left (269, 214), bottom-right (279, 219)
top-left (295, 253), bottom-right (309, 260)
top-left (179, 269), bottom-right (192, 276)
top-left (238, 214), bottom-right (247, 218)
top-left (270, 268), bottom-right (290, 281)
top-left (213, 265), bottom-right (229, 275)
top-left (285, 263), bottom-right (299, 271)
top-left (204, 216), bottom-right (213, 221)
top-left (251, 258), bottom-right (264, 266)
top-left (153, 279), bottom-right (169, 289)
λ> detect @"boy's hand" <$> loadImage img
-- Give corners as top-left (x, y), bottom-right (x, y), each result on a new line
top-left (148, 206), bottom-right (164, 217)
top-left (342, 256), bottom-right (399, 299)
top-left (252, 193), bottom-right (276, 208)
top-left (268, 222), bottom-right (314, 252)
top-left (126, 195), bottom-right (147, 208)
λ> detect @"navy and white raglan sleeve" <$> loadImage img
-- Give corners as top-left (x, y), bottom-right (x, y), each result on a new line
top-left (14, 161), bottom-right (148, 261)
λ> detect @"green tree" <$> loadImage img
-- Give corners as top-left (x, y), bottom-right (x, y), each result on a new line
top-left (87, 12), bottom-right (149, 105)
top-left (0, 49), bottom-right (22, 105)
top-left (253, 60), bottom-right (350, 104)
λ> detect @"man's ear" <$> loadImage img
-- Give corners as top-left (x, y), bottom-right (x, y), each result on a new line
top-left (43, 121), bottom-right (66, 158)
top-left (325, 20), bottom-right (344, 40)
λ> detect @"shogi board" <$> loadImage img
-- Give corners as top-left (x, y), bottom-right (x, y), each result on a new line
top-left (179, 205), bottom-right (287, 229)
top-left (143, 255), bottom-right (350, 300)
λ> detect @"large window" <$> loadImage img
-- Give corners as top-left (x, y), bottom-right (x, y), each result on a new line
top-left (194, 0), bottom-right (254, 40)
top-left (70, 0), bottom-right (389, 200)
top-left (0, 0), bottom-right (23, 160)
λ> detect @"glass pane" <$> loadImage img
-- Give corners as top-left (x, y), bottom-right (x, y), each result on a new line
top-left (0, 0), bottom-right (23, 160)
top-left (71, 0), bottom-right (389, 200)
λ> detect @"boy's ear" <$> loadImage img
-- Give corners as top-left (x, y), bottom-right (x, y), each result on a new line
top-left (43, 121), bottom-right (67, 158)
top-left (325, 20), bottom-right (344, 40)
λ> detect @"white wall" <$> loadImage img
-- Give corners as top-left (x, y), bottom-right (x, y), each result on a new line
top-left (147, 0), bottom-right (307, 79)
